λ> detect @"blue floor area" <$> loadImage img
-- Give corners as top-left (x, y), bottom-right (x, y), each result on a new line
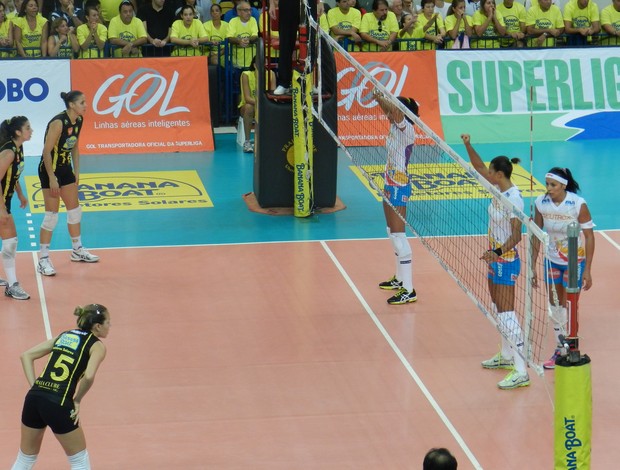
top-left (16, 134), bottom-right (618, 251)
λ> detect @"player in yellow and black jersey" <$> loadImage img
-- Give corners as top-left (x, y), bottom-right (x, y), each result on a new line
top-left (12, 304), bottom-right (111, 469)
top-left (0, 116), bottom-right (33, 300)
top-left (36, 90), bottom-right (100, 278)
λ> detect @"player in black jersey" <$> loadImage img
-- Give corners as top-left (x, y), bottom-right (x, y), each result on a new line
top-left (0, 117), bottom-right (33, 300)
top-left (12, 304), bottom-right (111, 470)
top-left (37, 90), bottom-right (99, 278)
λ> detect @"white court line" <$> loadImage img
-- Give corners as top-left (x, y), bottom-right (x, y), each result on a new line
top-left (32, 252), bottom-right (53, 340)
top-left (320, 240), bottom-right (483, 470)
top-left (600, 231), bottom-right (620, 251)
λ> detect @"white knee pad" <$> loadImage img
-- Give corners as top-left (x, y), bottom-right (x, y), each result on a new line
top-left (41, 211), bottom-right (59, 232)
top-left (549, 305), bottom-right (568, 326)
top-left (390, 232), bottom-right (412, 260)
top-left (67, 449), bottom-right (90, 470)
top-left (11, 449), bottom-right (38, 470)
top-left (2, 237), bottom-right (17, 259)
top-left (66, 207), bottom-right (82, 225)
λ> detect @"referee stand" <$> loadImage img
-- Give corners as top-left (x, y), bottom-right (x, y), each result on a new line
top-left (554, 221), bottom-right (592, 470)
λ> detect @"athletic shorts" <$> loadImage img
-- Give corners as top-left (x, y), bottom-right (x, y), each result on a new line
top-left (21, 392), bottom-right (78, 435)
top-left (488, 258), bottom-right (521, 286)
top-left (38, 165), bottom-right (76, 189)
top-left (383, 184), bottom-right (411, 207)
top-left (3, 194), bottom-right (13, 214)
top-left (544, 259), bottom-right (585, 289)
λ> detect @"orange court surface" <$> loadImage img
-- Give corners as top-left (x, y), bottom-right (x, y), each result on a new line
top-left (1, 134), bottom-right (619, 469)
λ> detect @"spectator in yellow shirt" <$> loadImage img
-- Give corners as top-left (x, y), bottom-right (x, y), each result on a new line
top-left (76, 3), bottom-right (107, 58)
top-left (108, 0), bottom-right (147, 57)
top-left (563, 0), bottom-right (600, 45)
top-left (601, 0), bottom-right (620, 45)
top-left (170, 4), bottom-right (209, 56)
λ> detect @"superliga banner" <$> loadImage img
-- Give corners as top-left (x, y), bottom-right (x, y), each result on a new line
top-left (437, 48), bottom-right (620, 144)
top-left (71, 57), bottom-right (214, 154)
top-left (337, 51), bottom-right (443, 146)
top-left (0, 60), bottom-right (71, 156)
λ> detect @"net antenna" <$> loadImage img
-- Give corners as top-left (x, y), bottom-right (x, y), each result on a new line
top-left (309, 22), bottom-right (556, 375)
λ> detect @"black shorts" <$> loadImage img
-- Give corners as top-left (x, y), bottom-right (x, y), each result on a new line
top-left (21, 392), bottom-right (78, 435)
top-left (38, 165), bottom-right (76, 189)
top-left (3, 194), bottom-right (13, 214)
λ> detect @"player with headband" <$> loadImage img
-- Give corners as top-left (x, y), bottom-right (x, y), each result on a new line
top-left (531, 167), bottom-right (595, 369)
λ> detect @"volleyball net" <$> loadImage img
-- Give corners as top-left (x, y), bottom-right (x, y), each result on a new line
top-left (309, 22), bottom-right (556, 375)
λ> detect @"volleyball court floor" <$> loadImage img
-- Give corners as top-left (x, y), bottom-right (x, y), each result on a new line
top-left (1, 133), bottom-right (618, 469)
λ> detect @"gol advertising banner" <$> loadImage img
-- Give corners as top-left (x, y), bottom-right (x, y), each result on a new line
top-left (0, 60), bottom-right (71, 156)
top-left (71, 57), bottom-right (214, 154)
top-left (336, 50), bottom-right (442, 146)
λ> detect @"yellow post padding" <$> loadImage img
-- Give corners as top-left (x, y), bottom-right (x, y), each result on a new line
top-left (554, 357), bottom-right (592, 470)
top-left (292, 69), bottom-right (313, 218)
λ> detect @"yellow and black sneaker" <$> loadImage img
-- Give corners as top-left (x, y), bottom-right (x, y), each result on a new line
top-left (387, 287), bottom-right (417, 305)
top-left (379, 275), bottom-right (402, 290)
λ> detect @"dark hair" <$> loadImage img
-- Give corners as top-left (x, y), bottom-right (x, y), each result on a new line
top-left (119, 0), bottom-right (133, 11)
top-left (84, 0), bottom-right (101, 9)
top-left (182, 4), bottom-right (195, 14)
top-left (372, 0), bottom-right (388, 10)
top-left (74, 304), bottom-right (109, 331)
top-left (423, 448), bottom-right (458, 470)
top-left (397, 96), bottom-right (419, 124)
top-left (18, 0), bottom-right (37, 17)
top-left (490, 156), bottom-right (520, 179)
top-left (210, 3), bottom-right (222, 12)
top-left (0, 116), bottom-right (29, 143)
top-left (60, 90), bottom-right (84, 109)
top-left (84, 3), bottom-right (99, 17)
top-left (421, 0), bottom-right (435, 8)
top-left (547, 166), bottom-right (580, 193)
top-left (447, 0), bottom-right (465, 16)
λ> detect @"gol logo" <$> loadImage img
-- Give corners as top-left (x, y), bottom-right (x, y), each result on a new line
top-left (92, 68), bottom-right (189, 118)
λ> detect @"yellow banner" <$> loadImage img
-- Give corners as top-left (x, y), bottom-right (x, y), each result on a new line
top-left (554, 361), bottom-right (592, 470)
top-left (24, 171), bottom-right (213, 212)
top-left (350, 163), bottom-right (546, 202)
top-left (292, 70), bottom-right (313, 217)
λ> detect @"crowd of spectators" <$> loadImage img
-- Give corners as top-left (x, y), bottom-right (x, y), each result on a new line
top-left (323, 0), bottom-right (620, 50)
top-left (0, 0), bottom-right (618, 59)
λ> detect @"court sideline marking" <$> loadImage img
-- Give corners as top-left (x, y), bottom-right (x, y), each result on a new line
top-left (31, 252), bottom-right (53, 340)
top-left (320, 240), bottom-right (483, 470)
top-left (600, 230), bottom-right (620, 251)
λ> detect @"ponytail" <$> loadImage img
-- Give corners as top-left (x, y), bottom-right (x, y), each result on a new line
top-left (60, 90), bottom-right (84, 109)
top-left (0, 116), bottom-right (29, 143)
top-left (74, 304), bottom-right (108, 331)
top-left (548, 167), bottom-right (580, 193)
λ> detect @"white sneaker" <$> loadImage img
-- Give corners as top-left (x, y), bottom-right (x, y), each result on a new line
top-left (5, 282), bottom-right (30, 300)
top-left (497, 370), bottom-right (530, 390)
top-left (481, 352), bottom-right (514, 370)
top-left (243, 141), bottom-right (254, 153)
top-left (273, 85), bottom-right (290, 96)
top-left (37, 257), bottom-right (57, 276)
top-left (71, 247), bottom-right (100, 263)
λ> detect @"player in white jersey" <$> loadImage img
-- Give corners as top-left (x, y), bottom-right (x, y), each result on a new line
top-left (373, 88), bottom-right (419, 305)
top-left (532, 167), bottom-right (595, 369)
top-left (462, 134), bottom-right (529, 390)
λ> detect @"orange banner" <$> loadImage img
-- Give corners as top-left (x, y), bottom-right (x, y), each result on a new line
top-left (71, 57), bottom-right (214, 154)
top-left (336, 50), bottom-right (442, 146)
